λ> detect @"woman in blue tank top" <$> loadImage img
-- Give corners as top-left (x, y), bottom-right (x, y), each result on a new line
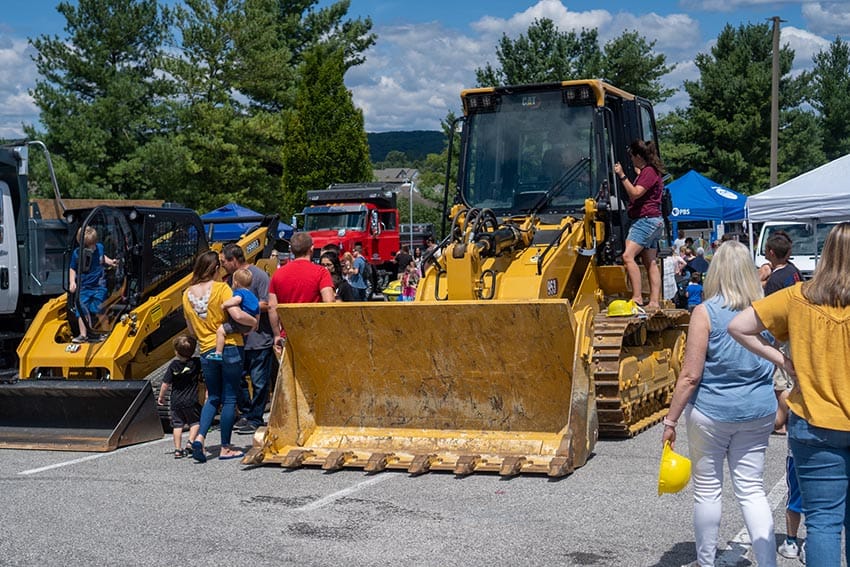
top-left (661, 241), bottom-right (777, 567)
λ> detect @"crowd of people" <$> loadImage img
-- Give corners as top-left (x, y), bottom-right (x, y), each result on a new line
top-left (153, 160), bottom-right (850, 566)
top-left (663, 231), bottom-right (747, 313)
top-left (663, 222), bottom-right (850, 567)
top-left (164, 232), bottom-right (438, 464)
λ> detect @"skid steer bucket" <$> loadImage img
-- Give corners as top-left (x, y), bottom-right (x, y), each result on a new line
top-left (245, 300), bottom-right (599, 477)
top-left (0, 380), bottom-right (164, 452)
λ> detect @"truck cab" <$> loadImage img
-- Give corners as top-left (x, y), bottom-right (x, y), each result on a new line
top-left (302, 183), bottom-right (400, 289)
top-left (754, 221), bottom-right (840, 279)
top-left (0, 144), bottom-right (67, 374)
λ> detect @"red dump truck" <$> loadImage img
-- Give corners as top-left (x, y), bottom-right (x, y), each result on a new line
top-left (301, 183), bottom-right (401, 294)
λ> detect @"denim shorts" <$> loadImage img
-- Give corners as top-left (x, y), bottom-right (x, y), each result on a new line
top-left (627, 216), bottom-right (664, 249)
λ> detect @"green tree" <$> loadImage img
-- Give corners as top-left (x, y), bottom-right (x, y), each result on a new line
top-left (811, 37), bottom-right (850, 161)
top-left (474, 19), bottom-right (672, 101)
top-left (28, 0), bottom-right (172, 198)
top-left (475, 18), bottom-right (602, 86)
top-left (155, 0), bottom-right (286, 213)
top-left (377, 150), bottom-right (410, 168)
top-left (678, 22), bottom-right (821, 193)
top-left (246, 0), bottom-right (375, 112)
top-left (281, 47), bottom-right (372, 215)
top-left (600, 31), bottom-right (674, 102)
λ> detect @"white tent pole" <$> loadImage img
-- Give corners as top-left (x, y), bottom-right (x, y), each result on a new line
top-left (747, 205), bottom-right (755, 262)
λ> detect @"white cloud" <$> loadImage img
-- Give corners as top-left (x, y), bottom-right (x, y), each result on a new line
top-left (0, 35), bottom-right (38, 137)
top-left (350, 2), bottom-right (699, 132)
top-left (472, 0), bottom-right (611, 36)
top-left (656, 60), bottom-right (699, 116)
top-left (611, 13), bottom-right (701, 52)
top-left (802, 2), bottom-right (850, 35)
top-left (348, 21), bottom-right (489, 131)
top-left (781, 25), bottom-right (832, 70)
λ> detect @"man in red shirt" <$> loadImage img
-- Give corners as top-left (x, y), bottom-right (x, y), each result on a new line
top-left (268, 232), bottom-right (335, 353)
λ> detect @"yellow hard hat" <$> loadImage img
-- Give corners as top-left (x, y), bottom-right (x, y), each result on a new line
top-left (658, 441), bottom-right (691, 495)
top-left (607, 299), bottom-right (638, 317)
top-left (382, 280), bottom-right (402, 297)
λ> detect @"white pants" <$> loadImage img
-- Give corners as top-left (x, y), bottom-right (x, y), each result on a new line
top-left (685, 405), bottom-right (777, 567)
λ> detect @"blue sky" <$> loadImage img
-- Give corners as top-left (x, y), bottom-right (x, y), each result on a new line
top-left (1, 1), bottom-right (848, 138)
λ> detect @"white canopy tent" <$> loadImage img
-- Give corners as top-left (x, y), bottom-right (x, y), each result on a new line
top-left (746, 153), bottom-right (850, 270)
top-left (747, 153), bottom-right (850, 222)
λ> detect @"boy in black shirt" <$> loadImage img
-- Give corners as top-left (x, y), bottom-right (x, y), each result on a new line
top-left (764, 230), bottom-right (802, 296)
top-left (158, 335), bottom-right (202, 458)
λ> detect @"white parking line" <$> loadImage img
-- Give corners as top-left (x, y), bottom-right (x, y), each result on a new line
top-left (294, 474), bottom-right (394, 512)
top-left (18, 435), bottom-right (169, 476)
top-left (716, 474), bottom-right (788, 566)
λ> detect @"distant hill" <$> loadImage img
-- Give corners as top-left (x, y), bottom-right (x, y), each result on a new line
top-left (367, 130), bottom-right (444, 163)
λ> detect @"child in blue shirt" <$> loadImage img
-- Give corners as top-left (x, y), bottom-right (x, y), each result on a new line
top-left (686, 271), bottom-right (703, 312)
top-left (69, 226), bottom-right (118, 343)
top-left (209, 268), bottom-right (259, 360)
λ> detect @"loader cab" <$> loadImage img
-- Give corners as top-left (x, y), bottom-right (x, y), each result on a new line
top-left (459, 85), bottom-right (596, 216)
top-left (457, 81), bottom-right (660, 263)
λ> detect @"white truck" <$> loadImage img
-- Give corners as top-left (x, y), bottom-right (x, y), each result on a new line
top-left (754, 221), bottom-right (840, 279)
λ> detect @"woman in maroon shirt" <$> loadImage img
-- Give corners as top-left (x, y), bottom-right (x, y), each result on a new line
top-left (614, 139), bottom-right (666, 310)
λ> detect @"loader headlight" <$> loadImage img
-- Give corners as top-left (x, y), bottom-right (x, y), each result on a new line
top-left (465, 93), bottom-right (501, 114)
top-left (563, 85), bottom-right (595, 106)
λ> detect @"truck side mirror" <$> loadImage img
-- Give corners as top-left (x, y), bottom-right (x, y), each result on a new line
top-left (371, 211), bottom-right (381, 235)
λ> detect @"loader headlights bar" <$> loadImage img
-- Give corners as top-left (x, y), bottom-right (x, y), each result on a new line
top-left (563, 85), bottom-right (595, 106)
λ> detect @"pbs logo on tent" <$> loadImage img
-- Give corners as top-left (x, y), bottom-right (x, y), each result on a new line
top-left (713, 187), bottom-right (739, 200)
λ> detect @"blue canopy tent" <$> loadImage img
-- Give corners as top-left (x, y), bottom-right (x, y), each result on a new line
top-left (201, 203), bottom-right (294, 242)
top-left (667, 170), bottom-right (747, 242)
top-left (668, 170), bottom-right (747, 222)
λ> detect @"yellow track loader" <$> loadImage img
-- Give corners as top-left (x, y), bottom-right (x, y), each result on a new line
top-left (246, 80), bottom-right (688, 476)
top-left (0, 205), bottom-right (281, 452)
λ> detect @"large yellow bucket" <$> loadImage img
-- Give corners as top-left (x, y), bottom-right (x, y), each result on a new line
top-left (245, 300), bottom-right (598, 476)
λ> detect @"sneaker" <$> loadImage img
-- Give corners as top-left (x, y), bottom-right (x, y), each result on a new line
top-left (236, 422), bottom-right (258, 434)
top-left (71, 335), bottom-right (87, 344)
top-left (205, 352), bottom-right (223, 361)
top-left (778, 539), bottom-right (800, 559)
top-left (234, 417), bottom-right (250, 430)
top-left (799, 541), bottom-right (806, 564)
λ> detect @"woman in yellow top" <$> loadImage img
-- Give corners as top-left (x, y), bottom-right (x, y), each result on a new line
top-left (729, 222), bottom-right (850, 567)
top-left (182, 250), bottom-right (252, 462)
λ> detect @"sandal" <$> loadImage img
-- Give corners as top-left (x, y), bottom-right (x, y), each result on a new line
top-left (191, 440), bottom-right (207, 463)
top-left (174, 449), bottom-right (186, 459)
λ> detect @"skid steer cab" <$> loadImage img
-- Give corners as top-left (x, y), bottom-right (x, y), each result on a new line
top-left (1, 206), bottom-right (209, 452)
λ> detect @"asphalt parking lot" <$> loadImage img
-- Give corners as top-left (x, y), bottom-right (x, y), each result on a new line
top-left (0, 421), bottom-right (822, 567)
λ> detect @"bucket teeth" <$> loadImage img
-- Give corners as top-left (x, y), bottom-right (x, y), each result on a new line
top-left (364, 452), bottom-right (395, 473)
top-left (454, 455), bottom-right (481, 476)
top-left (499, 456), bottom-right (526, 477)
top-left (281, 449), bottom-right (313, 468)
top-left (322, 450), bottom-right (354, 471)
top-left (408, 454), bottom-right (437, 475)
top-left (547, 456), bottom-right (573, 477)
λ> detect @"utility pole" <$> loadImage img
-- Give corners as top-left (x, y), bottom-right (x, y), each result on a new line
top-left (769, 16), bottom-right (783, 188)
top-left (406, 177), bottom-right (414, 248)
